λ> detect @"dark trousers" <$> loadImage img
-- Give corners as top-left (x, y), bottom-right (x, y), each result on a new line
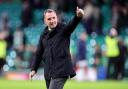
top-left (0, 58), bottom-right (6, 70)
top-left (45, 78), bottom-right (68, 89)
top-left (107, 57), bottom-right (125, 80)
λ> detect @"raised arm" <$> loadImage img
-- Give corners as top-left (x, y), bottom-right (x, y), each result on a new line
top-left (63, 7), bottom-right (84, 35)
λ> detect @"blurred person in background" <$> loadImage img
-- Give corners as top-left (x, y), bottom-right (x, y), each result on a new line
top-left (77, 0), bottom-right (103, 35)
top-left (13, 27), bottom-right (26, 69)
top-left (94, 44), bottom-right (104, 80)
top-left (29, 7), bottom-right (84, 89)
top-left (48, 0), bottom-right (77, 12)
top-left (0, 12), bottom-right (11, 31)
top-left (48, 0), bottom-right (58, 11)
top-left (117, 38), bottom-right (128, 80)
top-left (22, 0), bottom-right (48, 9)
top-left (81, 0), bottom-right (103, 35)
top-left (32, 0), bottom-right (43, 9)
top-left (0, 12), bottom-right (13, 51)
top-left (0, 12), bottom-right (12, 75)
top-left (82, 0), bottom-right (94, 35)
top-left (21, 0), bottom-right (33, 28)
top-left (105, 28), bottom-right (120, 80)
top-left (75, 32), bottom-right (88, 81)
top-left (94, 44), bottom-right (102, 69)
top-left (77, 0), bottom-right (86, 9)
top-left (111, 1), bottom-right (128, 34)
top-left (0, 31), bottom-right (7, 75)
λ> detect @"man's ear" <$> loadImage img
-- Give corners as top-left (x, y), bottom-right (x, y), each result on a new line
top-left (44, 18), bottom-right (46, 25)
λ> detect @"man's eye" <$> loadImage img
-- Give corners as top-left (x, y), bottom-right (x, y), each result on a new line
top-left (48, 18), bottom-right (51, 20)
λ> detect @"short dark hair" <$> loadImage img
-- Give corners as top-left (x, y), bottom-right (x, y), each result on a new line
top-left (43, 9), bottom-right (56, 18)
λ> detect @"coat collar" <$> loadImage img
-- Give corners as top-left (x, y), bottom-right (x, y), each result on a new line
top-left (44, 22), bottom-right (62, 34)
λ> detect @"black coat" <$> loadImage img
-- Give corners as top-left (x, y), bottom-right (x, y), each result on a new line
top-left (31, 15), bottom-right (82, 79)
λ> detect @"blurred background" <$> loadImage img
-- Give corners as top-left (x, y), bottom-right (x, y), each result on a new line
top-left (0, 0), bottom-right (128, 83)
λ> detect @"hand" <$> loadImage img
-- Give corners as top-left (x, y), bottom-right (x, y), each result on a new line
top-left (29, 70), bottom-right (36, 80)
top-left (76, 7), bottom-right (84, 18)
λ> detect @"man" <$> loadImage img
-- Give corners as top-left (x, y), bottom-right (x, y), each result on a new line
top-left (29, 7), bottom-right (84, 89)
top-left (105, 28), bottom-right (120, 79)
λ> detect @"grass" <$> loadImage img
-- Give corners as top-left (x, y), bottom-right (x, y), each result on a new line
top-left (0, 79), bottom-right (128, 89)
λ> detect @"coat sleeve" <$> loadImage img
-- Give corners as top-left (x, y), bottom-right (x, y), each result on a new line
top-left (31, 33), bottom-right (44, 73)
top-left (63, 15), bottom-right (82, 36)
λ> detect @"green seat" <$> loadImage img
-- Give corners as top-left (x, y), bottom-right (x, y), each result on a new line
top-left (34, 9), bottom-right (44, 24)
top-left (23, 25), bottom-right (45, 45)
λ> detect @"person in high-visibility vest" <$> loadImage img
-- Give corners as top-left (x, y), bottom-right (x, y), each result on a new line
top-left (105, 28), bottom-right (120, 80)
top-left (0, 39), bottom-right (7, 74)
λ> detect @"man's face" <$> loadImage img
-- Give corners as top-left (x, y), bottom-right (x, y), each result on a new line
top-left (44, 12), bottom-right (58, 29)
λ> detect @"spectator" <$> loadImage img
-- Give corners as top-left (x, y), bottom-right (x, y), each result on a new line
top-left (111, 1), bottom-right (128, 34)
top-left (117, 38), bottom-right (128, 80)
top-left (75, 32), bottom-right (88, 81)
top-left (0, 12), bottom-right (13, 50)
top-left (94, 44), bottom-right (102, 68)
top-left (82, 1), bottom-right (103, 35)
top-left (105, 28), bottom-right (120, 80)
top-left (21, 1), bottom-right (33, 28)
top-left (33, 0), bottom-right (43, 9)
top-left (0, 31), bottom-right (7, 75)
top-left (13, 27), bottom-right (26, 69)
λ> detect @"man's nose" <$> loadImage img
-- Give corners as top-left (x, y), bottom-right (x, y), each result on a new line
top-left (51, 18), bottom-right (55, 22)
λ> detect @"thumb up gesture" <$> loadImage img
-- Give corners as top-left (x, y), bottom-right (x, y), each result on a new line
top-left (76, 7), bottom-right (84, 18)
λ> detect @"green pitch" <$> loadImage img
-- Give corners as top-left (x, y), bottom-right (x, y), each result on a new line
top-left (0, 79), bottom-right (128, 89)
